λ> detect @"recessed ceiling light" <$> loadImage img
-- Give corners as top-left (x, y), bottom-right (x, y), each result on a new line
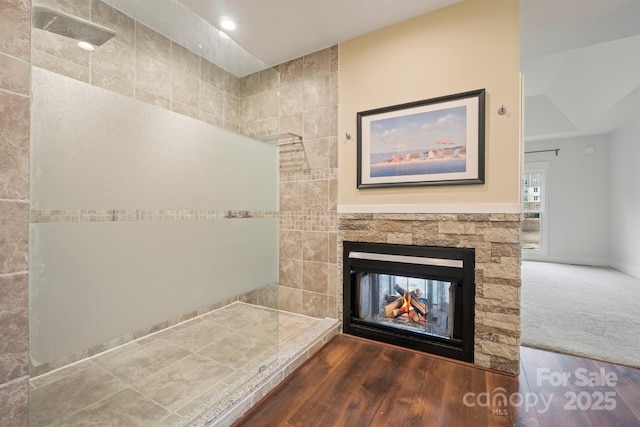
top-left (77, 41), bottom-right (95, 51)
top-left (220, 18), bottom-right (236, 31)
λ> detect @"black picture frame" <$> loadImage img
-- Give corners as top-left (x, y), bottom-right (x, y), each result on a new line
top-left (357, 89), bottom-right (486, 188)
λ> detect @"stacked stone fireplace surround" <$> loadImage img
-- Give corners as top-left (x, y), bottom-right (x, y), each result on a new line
top-left (337, 212), bottom-right (522, 375)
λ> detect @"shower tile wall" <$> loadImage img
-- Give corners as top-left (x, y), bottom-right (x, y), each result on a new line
top-left (275, 48), bottom-right (339, 319)
top-left (31, 0), bottom-right (243, 130)
top-left (0, 0), bottom-right (31, 425)
top-left (30, 0), bottom-right (340, 325)
top-left (225, 47), bottom-right (341, 318)
top-left (203, 47), bottom-right (340, 319)
top-left (235, 67), bottom-right (280, 139)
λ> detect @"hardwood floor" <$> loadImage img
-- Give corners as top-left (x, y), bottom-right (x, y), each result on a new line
top-left (232, 335), bottom-right (640, 427)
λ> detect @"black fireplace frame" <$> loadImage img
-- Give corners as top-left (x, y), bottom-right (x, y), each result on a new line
top-left (343, 241), bottom-right (475, 362)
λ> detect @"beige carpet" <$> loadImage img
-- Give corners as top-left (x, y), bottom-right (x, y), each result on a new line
top-left (521, 261), bottom-right (640, 368)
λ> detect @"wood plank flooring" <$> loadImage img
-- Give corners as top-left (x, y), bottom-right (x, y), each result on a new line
top-left (232, 335), bottom-right (640, 427)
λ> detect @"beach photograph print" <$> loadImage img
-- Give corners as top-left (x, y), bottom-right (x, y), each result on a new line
top-left (357, 90), bottom-right (485, 188)
top-left (370, 106), bottom-right (466, 177)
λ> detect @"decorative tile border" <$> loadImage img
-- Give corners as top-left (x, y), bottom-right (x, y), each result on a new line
top-left (279, 168), bottom-right (337, 183)
top-left (29, 209), bottom-right (279, 224)
top-left (279, 210), bottom-right (337, 232)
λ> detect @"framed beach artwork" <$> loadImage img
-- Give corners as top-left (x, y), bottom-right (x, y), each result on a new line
top-left (357, 89), bottom-right (486, 188)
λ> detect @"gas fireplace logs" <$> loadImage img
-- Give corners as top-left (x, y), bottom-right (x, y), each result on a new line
top-left (383, 285), bottom-right (429, 321)
top-left (394, 284), bottom-right (428, 315)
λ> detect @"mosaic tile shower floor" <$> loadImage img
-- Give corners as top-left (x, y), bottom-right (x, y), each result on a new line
top-left (29, 303), bottom-right (325, 426)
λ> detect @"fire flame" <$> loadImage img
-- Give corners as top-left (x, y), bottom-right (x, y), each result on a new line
top-left (400, 291), bottom-right (411, 313)
top-left (385, 287), bottom-right (425, 322)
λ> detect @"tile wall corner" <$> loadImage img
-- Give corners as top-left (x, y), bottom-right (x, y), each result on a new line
top-left (0, 0), bottom-right (31, 425)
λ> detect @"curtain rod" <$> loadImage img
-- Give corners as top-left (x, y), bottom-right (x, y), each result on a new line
top-left (525, 149), bottom-right (559, 156)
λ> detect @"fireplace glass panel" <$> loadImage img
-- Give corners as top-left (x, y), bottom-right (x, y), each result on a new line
top-left (356, 272), bottom-right (457, 340)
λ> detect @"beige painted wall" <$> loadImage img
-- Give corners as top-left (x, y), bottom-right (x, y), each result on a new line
top-left (338, 0), bottom-right (521, 211)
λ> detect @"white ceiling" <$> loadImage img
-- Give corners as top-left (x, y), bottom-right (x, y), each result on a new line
top-left (105, 0), bottom-right (461, 76)
top-left (178, 0), bottom-right (463, 67)
top-left (520, 0), bottom-right (640, 141)
top-left (108, 0), bottom-right (639, 141)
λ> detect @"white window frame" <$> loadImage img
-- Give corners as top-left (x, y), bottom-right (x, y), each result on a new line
top-left (523, 161), bottom-right (548, 253)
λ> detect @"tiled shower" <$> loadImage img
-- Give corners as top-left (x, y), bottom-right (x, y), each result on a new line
top-left (29, 66), bottom-right (280, 375)
top-left (0, 0), bottom-right (341, 425)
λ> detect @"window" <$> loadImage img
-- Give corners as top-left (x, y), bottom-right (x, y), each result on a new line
top-left (522, 165), bottom-right (547, 252)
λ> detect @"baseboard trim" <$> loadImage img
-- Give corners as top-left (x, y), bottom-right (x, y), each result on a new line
top-left (522, 254), bottom-right (610, 268)
top-left (610, 260), bottom-right (640, 280)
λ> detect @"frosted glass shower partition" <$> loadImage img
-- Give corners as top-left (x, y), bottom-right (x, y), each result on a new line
top-left (29, 68), bottom-right (279, 370)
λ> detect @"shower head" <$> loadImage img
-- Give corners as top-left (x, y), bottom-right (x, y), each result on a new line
top-left (33, 6), bottom-right (116, 46)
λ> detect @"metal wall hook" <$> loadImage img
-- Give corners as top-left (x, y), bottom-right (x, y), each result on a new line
top-left (497, 105), bottom-right (508, 115)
